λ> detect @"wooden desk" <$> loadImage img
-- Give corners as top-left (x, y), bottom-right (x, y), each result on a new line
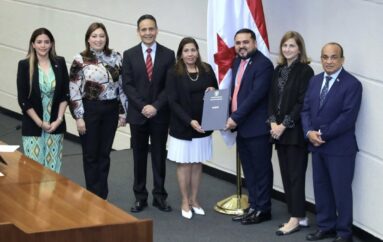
top-left (0, 146), bottom-right (152, 242)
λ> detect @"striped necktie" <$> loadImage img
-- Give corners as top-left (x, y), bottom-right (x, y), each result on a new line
top-left (320, 75), bottom-right (332, 107)
top-left (146, 48), bottom-right (153, 81)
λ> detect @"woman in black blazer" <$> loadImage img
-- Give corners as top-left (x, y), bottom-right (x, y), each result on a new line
top-left (17, 28), bottom-right (69, 173)
top-left (166, 37), bottom-right (218, 219)
top-left (268, 31), bottom-right (314, 235)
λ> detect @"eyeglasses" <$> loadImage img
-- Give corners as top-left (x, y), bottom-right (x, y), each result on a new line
top-left (321, 55), bottom-right (341, 61)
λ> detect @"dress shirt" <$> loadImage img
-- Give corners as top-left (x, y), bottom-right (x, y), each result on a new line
top-left (234, 58), bottom-right (249, 85)
top-left (141, 42), bottom-right (157, 63)
top-left (321, 67), bottom-right (343, 93)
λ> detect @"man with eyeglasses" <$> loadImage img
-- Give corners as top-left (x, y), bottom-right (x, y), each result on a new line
top-left (301, 43), bottom-right (362, 242)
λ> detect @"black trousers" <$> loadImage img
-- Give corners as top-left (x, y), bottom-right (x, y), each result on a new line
top-left (80, 99), bottom-right (119, 199)
top-left (130, 121), bottom-right (168, 202)
top-left (276, 144), bottom-right (308, 217)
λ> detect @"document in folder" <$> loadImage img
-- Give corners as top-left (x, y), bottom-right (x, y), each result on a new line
top-left (201, 89), bottom-right (230, 131)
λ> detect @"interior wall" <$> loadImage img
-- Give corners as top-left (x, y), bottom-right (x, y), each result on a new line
top-left (0, 0), bottom-right (382, 239)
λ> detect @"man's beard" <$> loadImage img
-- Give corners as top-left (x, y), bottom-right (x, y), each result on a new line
top-left (238, 49), bottom-right (257, 59)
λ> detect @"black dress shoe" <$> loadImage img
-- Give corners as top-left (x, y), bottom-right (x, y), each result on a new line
top-left (333, 236), bottom-right (353, 242)
top-left (131, 200), bottom-right (148, 213)
top-left (232, 208), bottom-right (255, 222)
top-left (153, 198), bottom-right (172, 212)
top-left (241, 210), bottom-right (271, 225)
top-left (306, 230), bottom-right (336, 241)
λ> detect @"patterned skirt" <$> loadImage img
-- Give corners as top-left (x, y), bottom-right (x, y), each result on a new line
top-left (22, 66), bottom-right (64, 173)
top-left (22, 133), bottom-right (63, 173)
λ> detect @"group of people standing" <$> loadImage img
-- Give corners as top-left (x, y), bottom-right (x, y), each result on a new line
top-left (16, 14), bottom-right (214, 219)
top-left (226, 29), bottom-right (361, 242)
top-left (16, 13), bottom-right (361, 242)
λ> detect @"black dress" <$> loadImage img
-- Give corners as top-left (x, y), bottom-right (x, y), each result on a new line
top-left (166, 64), bottom-right (218, 163)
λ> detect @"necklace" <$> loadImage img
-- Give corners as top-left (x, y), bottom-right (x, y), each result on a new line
top-left (186, 67), bottom-right (199, 81)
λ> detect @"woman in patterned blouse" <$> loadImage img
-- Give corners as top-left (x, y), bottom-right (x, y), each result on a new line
top-left (69, 22), bottom-right (127, 199)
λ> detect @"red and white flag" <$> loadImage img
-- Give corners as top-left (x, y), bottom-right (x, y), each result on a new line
top-left (207, 0), bottom-right (270, 90)
top-left (207, 0), bottom-right (270, 145)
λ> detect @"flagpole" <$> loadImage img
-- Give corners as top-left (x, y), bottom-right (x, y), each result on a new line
top-left (214, 145), bottom-right (248, 215)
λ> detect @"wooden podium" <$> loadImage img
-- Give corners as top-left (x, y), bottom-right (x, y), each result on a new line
top-left (0, 144), bottom-right (152, 242)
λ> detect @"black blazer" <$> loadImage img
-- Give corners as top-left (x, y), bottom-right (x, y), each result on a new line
top-left (122, 43), bottom-right (175, 125)
top-left (166, 64), bottom-right (218, 140)
top-left (268, 62), bottom-right (314, 146)
top-left (17, 56), bottom-right (70, 136)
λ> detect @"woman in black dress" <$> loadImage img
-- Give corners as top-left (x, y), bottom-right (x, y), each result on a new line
top-left (166, 37), bottom-right (218, 219)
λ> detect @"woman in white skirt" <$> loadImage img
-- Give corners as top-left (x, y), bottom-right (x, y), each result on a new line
top-left (166, 37), bottom-right (218, 219)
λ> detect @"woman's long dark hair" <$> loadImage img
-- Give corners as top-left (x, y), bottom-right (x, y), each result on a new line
top-left (82, 22), bottom-right (112, 58)
top-left (175, 37), bottom-right (209, 76)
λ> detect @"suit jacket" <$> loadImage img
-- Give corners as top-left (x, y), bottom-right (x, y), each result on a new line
top-left (230, 50), bottom-right (273, 138)
top-left (301, 68), bottom-right (362, 155)
top-left (122, 43), bottom-right (175, 125)
top-left (166, 64), bottom-right (218, 140)
top-left (268, 62), bottom-right (314, 146)
top-left (17, 56), bottom-right (69, 136)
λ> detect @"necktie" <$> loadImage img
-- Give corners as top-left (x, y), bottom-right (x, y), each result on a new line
top-left (231, 60), bottom-right (247, 112)
top-left (319, 75), bottom-right (332, 107)
top-left (146, 48), bottom-right (153, 81)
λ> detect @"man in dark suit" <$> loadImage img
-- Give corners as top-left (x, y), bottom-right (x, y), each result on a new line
top-left (226, 28), bottom-right (274, 225)
top-left (122, 14), bottom-right (175, 213)
top-left (301, 43), bottom-right (362, 242)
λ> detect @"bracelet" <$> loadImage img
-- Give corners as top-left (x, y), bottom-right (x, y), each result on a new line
top-left (40, 121), bottom-right (44, 128)
top-left (58, 116), bottom-right (63, 122)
